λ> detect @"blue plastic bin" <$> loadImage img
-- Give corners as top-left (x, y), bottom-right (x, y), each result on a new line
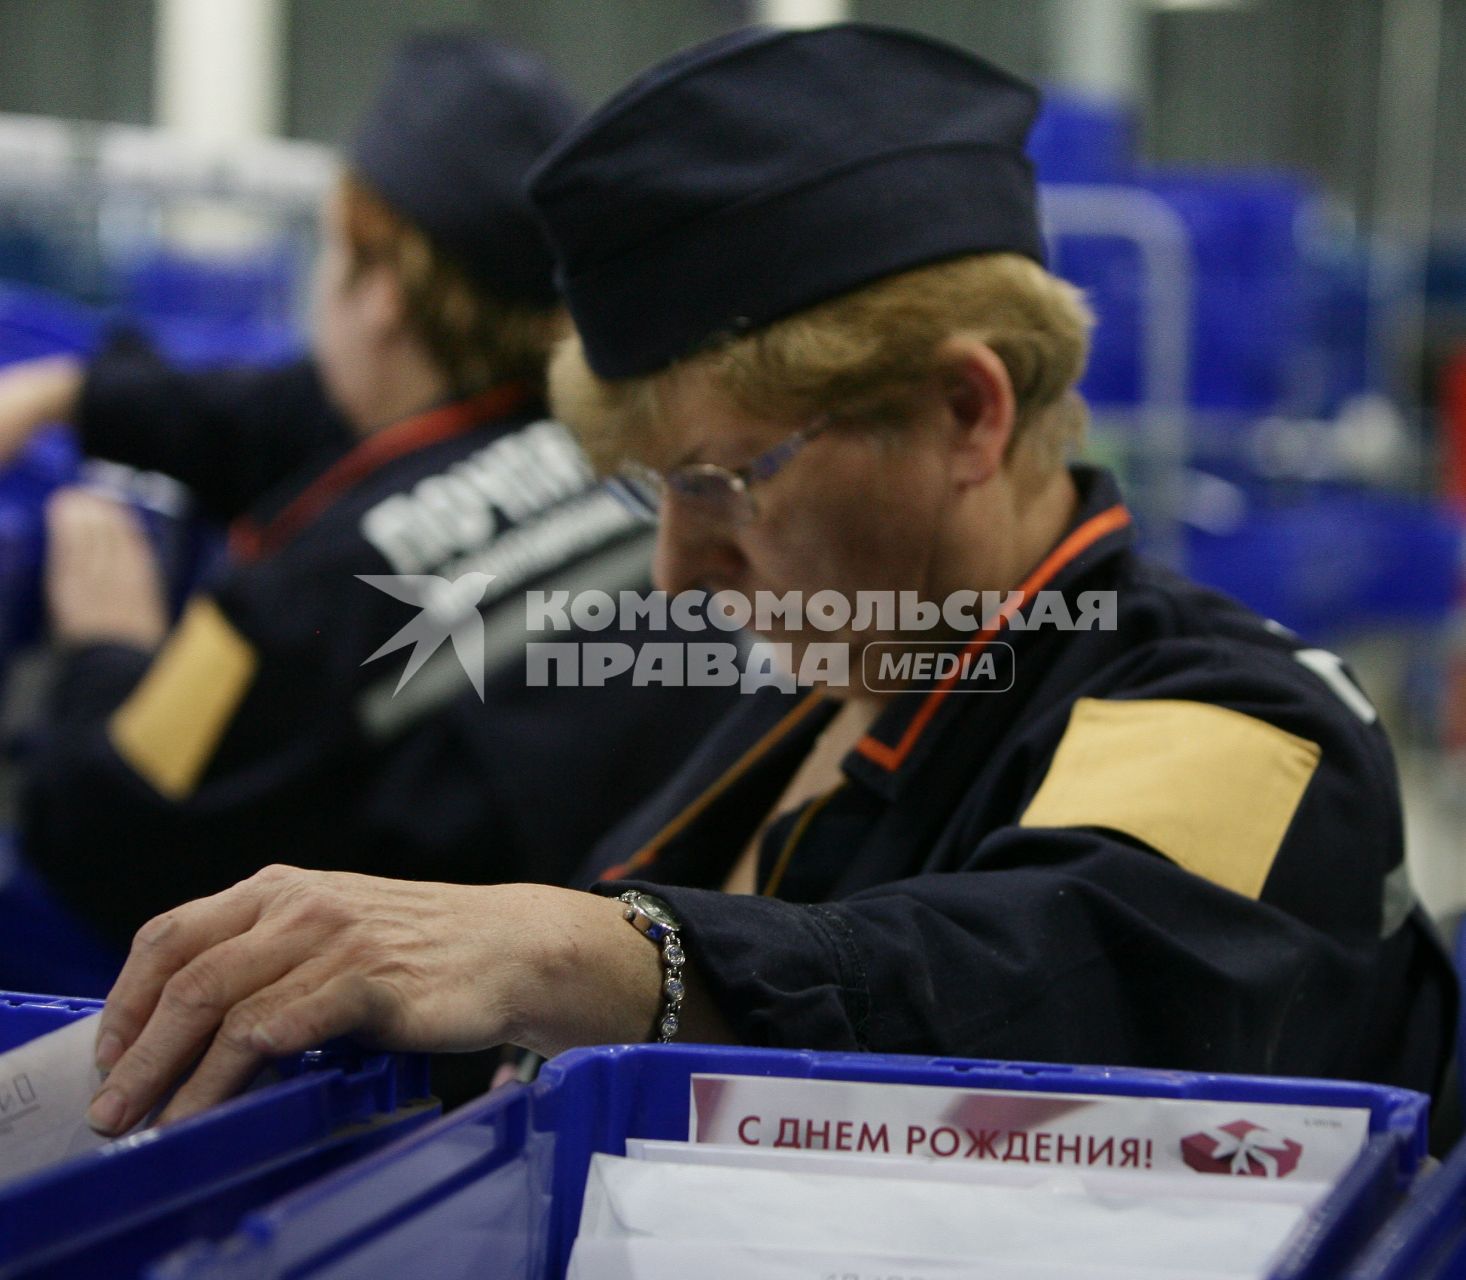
top-left (1029, 88), bottom-right (1138, 185)
top-left (1185, 489), bottom-right (1465, 638)
top-left (0, 284), bottom-right (101, 367)
top-left (115, 249), bottom-right (302, 329)
top-left (1341, 1133), bottom-right (1466, 1278)
top-left (151, 1043), bottom-right (1431, 1280)
top-left (0, 992), bottom-right (438, 1279)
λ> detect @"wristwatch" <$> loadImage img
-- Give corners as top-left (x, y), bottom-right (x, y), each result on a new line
top-left (618, 890), bottom-right (686, 1043)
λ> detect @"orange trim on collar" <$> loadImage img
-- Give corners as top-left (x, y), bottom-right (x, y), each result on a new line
top-left (855, 503), bottom-right (1133, 774)
top-left (229, 382), bottom-right (532, 563)
top-left (597, 687), bottom-right (830, 882)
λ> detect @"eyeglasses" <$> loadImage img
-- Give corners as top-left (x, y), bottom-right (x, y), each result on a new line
top-left (610, 416), bottom-right (829, 527)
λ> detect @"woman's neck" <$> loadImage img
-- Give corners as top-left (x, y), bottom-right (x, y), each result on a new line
top-left (348, 348), bottom-right (455, 438)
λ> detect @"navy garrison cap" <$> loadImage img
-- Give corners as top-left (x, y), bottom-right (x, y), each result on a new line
top-left (351, 31), bottom-right (580, 306)
top-left (527, 23), bottom-right (1045, 378)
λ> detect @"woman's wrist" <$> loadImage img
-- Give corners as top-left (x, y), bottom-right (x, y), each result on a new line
top-left (494, 885), bottom-right (739, 1058)
top-left (504, 887), bottom-right (665, 1057)
top-left (20, 354), bottom-right (84, 423)
top-left (0, 355), bottom-right (84, 459)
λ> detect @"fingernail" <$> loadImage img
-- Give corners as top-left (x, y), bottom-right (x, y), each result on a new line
top-left (87, 1089), bottom-right (126, 1135)
top-left (250, 1022), bottom-right (281, 1053)
top-left (95, 1030), bottom-right (124, 1073)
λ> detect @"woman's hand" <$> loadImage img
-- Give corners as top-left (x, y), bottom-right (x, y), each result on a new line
top-left (44, 488), bottom-right (169, 648)
top-left (0, 355), bottom-right (82, 464)
top-left (87, 867), bottom-right (671, 1134)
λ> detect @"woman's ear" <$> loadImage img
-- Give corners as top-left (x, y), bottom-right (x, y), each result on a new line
top-left (937, 335), bottom-right (1016, 488)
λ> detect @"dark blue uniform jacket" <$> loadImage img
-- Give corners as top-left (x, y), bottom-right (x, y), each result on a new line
top-left (592, 467), bottom-right (1455, 1095)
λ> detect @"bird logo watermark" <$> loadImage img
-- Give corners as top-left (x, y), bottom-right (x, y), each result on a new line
top-left (358, 572), bottom-right (497, 700)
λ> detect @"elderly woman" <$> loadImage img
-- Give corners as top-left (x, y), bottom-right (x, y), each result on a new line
top-left (82, 23), bottom-right (1452, 1137)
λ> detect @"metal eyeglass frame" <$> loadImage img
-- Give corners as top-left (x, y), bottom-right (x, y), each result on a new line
top-left (610, 415), bottom-right (830, 526)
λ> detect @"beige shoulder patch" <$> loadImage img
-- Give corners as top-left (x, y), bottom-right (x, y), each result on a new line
top-left (1019, 697), bottom-right (1321, 899)
top-left (108, 597), bottom-right (260, 800)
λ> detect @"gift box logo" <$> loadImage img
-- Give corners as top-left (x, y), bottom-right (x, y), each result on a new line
top-left (1180, 1120), bottom-right (1302, 1178)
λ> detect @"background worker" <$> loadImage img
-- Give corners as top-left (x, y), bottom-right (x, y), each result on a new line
top-left (0, 33), bottom-right (731, 966)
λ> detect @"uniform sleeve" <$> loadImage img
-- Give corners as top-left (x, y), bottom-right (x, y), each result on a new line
top-left (76, 335), bottom-right (351, 521)
top-left (20, 548), bottom-right (373, 947)
top-left (601, 639), bottom-right (1454, 1093)
top-left (614, 846), bottom-right (1386, 1075)
top-left (43, 641), bottom-right (156, 724)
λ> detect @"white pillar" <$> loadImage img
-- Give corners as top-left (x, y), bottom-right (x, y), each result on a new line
top-left (150, 0), bottom-right (288, 253)
top-left (154, 0), bottom-right (284, 142)
top-left (1050, 0), bottom-right (1147, 103)
top-left (754, 0), bottom-right (849, 28)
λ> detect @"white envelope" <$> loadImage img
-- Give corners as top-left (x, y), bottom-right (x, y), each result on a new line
top-left (0, 1014), bottom-right (120, 1186)
top-left (622, 1138), bottom-right (1326, 1208)
top-left (567, 1236), bottom-right (1246, 1280)
top-left (575, 1151), bottom-right (1307, 1276)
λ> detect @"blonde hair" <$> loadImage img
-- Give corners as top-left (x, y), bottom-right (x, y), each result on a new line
top-left (340, 172), bottom-right (565, 395)
top-left (550, 253), bottom-right (1094, 480)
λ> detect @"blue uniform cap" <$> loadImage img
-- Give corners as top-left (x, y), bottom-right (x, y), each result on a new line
top-left (527, 22), bottom-right (1046, 378)
top-left (350, 31), bottom-right (581, 307)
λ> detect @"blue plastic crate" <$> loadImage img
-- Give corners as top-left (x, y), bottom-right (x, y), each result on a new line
top-left (1341, 1133), bottom-right (1466, 1278)
top-left (141, 315), bottom-right (304, 370)
top-left (114, 249), bottom-right (302, 329)
top-left (0, 991), bottom-right (438, 1279)
top-left (1185, 489), bottom-right (1465, 638)
top-left (150, 1043), bottom-right (1431, 1280)
top-left (1, 274), bottom-right (304, 372)
top-left (1137, 170), bottom-right (1314, 283)
top-left (1047, 168), bottom-right (1326, 413)
top-left (1029, 88), bottom-right (1138, 185)
top-left (0, 284), bottom-right (101, 368)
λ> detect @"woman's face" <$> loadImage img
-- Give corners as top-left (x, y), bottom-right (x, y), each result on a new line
top-left (647, 363), bottom-right (959, 676)
top-left (310, 185), bottom-right (387, 431)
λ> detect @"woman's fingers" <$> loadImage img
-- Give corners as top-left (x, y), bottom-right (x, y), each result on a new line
top-left (91, 872), bottom-right (316, 1133)
top-left (247, 971), bottom-right (394, 1058)
top-left (94, 875), bottom-right (275, 1072)
top-left (0, 355), bottom-right (82, 462)
top-left (152, 966), bottom-right (379, 1127)
top-left (88, 873), bottom-right (620, 1133)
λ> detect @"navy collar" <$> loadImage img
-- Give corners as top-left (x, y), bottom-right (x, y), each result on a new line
top-left (841, 465), bottom-right (1133, 801)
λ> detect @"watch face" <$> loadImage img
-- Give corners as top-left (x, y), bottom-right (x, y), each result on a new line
top-left (637, 895), bottom-right (679, 929)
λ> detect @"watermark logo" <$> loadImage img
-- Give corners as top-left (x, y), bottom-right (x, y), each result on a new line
top-left (863, 642), bottom-right (1015, 694)
top-left (526, 588), bottom-right (1117, 639)
top-left (357, 581), bottom-right (1117, 697)
top-left (524, 589), bottom-right (1114, 693)
top-left (358, 572), bottom-right (497, 700)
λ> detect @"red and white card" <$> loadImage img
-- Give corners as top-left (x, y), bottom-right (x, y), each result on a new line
top-left (688, 1073), bottom-right (1370, 1185)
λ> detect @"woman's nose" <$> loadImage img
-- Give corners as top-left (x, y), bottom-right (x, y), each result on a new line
top-left (651, 495), bottom-right (745, 595)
